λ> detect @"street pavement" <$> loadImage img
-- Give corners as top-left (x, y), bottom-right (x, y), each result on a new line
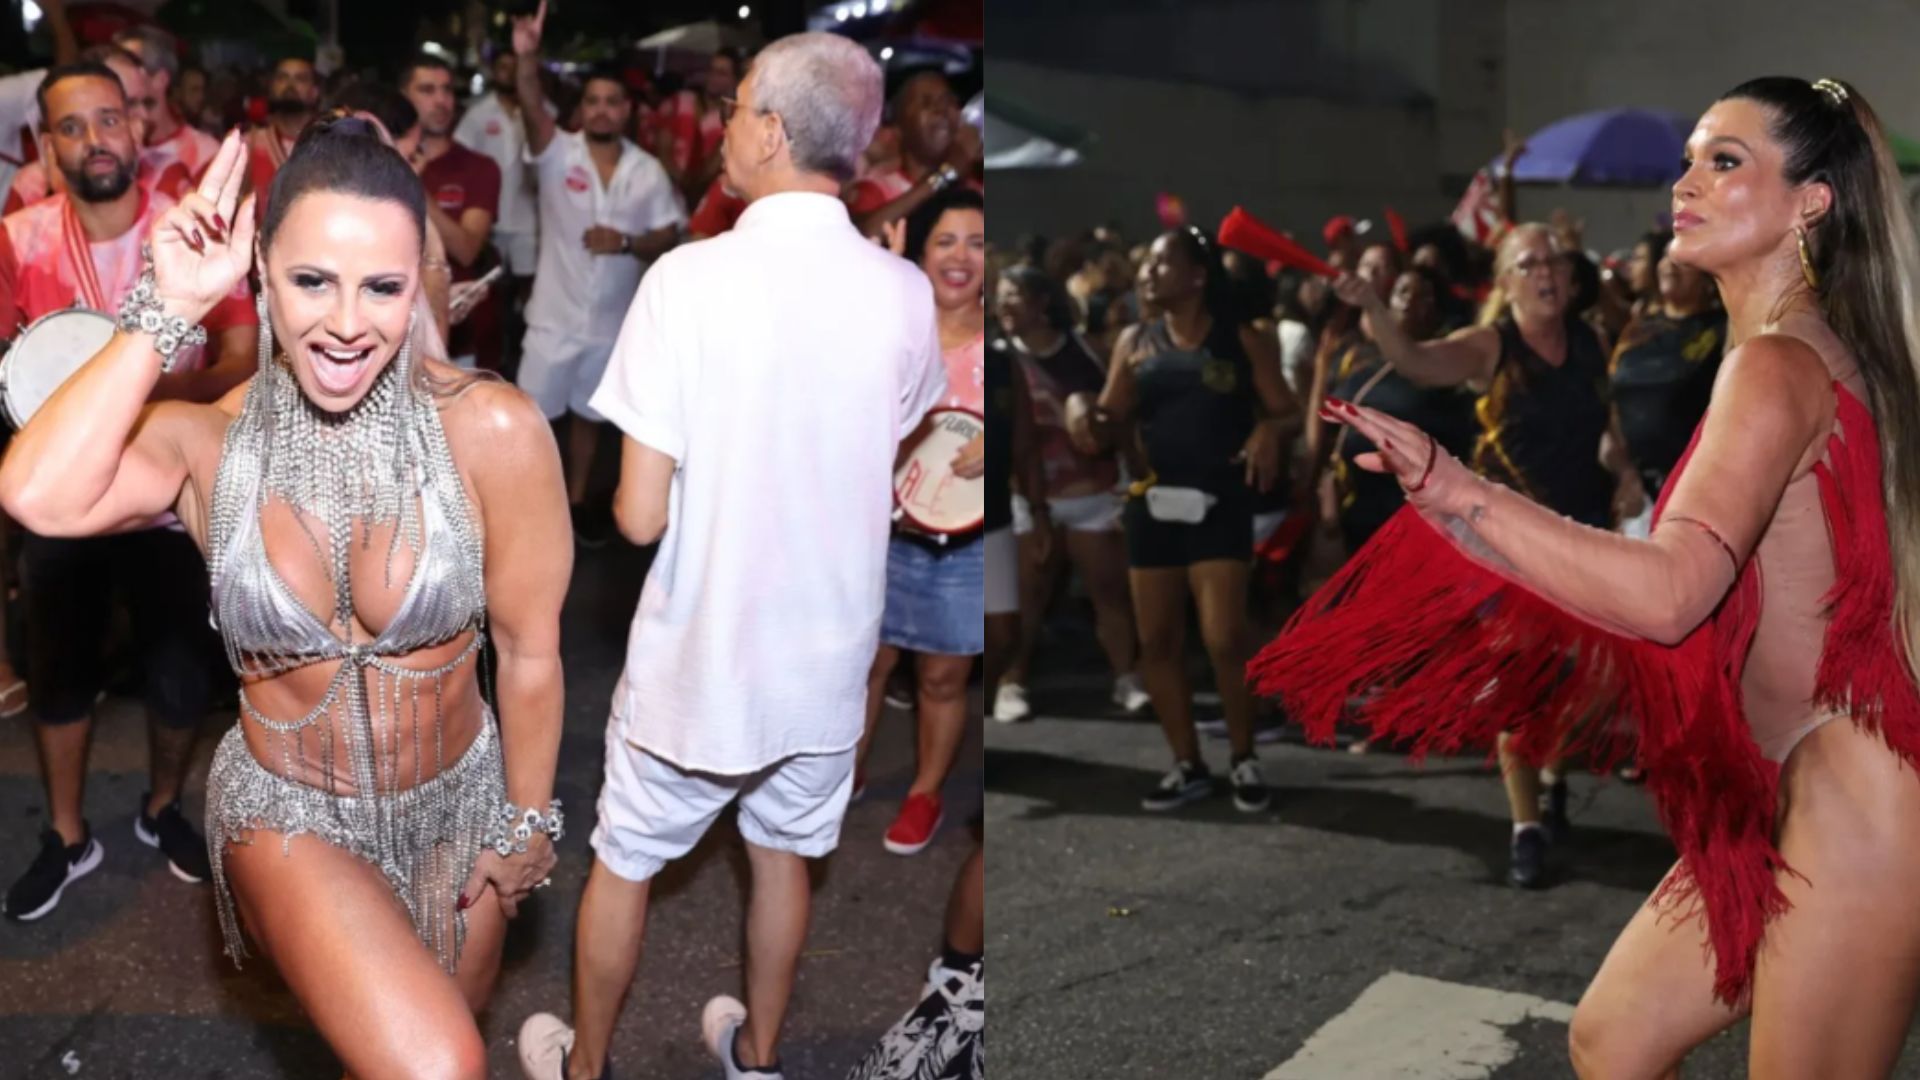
top-left (986, 622), bottom-right (1920, 1079)
top-left (0, 539), bottom-right (978, 1079)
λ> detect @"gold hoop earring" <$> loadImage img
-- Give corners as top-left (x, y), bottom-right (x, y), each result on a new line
top-left (1798, 227), bottom-right (1819, 290)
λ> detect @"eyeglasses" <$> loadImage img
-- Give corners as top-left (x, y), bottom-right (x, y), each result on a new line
top-left (719, 96), bottom-right (739, 123)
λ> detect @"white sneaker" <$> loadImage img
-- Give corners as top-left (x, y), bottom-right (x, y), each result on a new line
top-left (1111, 673), bottom-right (1151, 713)
top-left (992, 683), bottom-right (1031, 723)
top-left (702, 995), bottom-right (784, 1079)
top-left (517, 1012), bottom-right (574, 1080)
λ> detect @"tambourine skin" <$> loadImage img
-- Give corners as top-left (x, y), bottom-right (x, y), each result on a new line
top-left (1, 308), bottom-right (117, 429)
top-left (894, 407), bottom-right (986, 537)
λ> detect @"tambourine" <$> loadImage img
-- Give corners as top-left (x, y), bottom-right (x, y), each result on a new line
top-left (893, 407), bottom-right (985, 540)
top-left (0, 307), bottom-right (116, 428)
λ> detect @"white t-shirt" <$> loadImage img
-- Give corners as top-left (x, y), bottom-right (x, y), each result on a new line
top-left (589, 192), bottom-right (947, 775)
top-left (0, 69), bottom-right (42, 206)
top-left (523, 129), bottom-right (685, 343)
top-left (453, 91), bottom-right (552, 237)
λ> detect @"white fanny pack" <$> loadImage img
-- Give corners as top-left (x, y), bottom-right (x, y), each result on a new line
top-left (1143, 485), bottom-right (1218, 524)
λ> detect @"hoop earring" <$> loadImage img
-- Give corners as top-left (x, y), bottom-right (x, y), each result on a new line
top-left (1798, 227), bottom-right (1820, 290)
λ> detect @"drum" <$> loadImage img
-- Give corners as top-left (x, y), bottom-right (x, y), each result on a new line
top-left (0, 308), bottom-right (115, 428)
top-left (894, 407), bottom-right (985, 539)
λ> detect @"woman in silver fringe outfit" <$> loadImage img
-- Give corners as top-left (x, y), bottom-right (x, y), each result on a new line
top-left (0, 122), bottom-right (571, 1078)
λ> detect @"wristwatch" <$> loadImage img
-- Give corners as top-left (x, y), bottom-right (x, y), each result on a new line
top-left (929, 164), bottom-right (961, 193)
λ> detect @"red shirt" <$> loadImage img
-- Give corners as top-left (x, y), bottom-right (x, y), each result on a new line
top-left (687, 177), bottom-right (746, 238)
top-left (657, 90), bottom-right (723, 176)
top-left (419, 141), bottom-right (502, 281)
top-left (246, 125), bottom-right (296, 225)
top-left (421, 141), bottom-right (504, 369)
top-left (0, 190), bottom-right (255, 366)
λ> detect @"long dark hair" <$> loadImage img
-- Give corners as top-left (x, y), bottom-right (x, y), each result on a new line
top-left (1722, 76), bottom-right (1920, 674)
top-left (1162, 225), bottom-right (1236, 329)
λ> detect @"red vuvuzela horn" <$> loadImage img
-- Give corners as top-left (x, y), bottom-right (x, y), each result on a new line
top-left (1385, 207), bottom-right (1409, 254)
top-left (1219, 206), bottom-right (1339, 279)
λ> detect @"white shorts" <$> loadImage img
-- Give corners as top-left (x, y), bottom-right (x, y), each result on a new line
top-left (985, 526), bottom-right (1018, 616)
top-left (518, 325), bottom-right (615, 421)
top-left (589, 725), bottom-right (857, 882)
top-left (494, 229), bottom-right (538, 276)
top-left (1010, 491), bottom-right (1125, 536)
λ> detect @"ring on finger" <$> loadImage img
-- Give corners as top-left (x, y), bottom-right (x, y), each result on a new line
top-left (536, 877), bottom-right (552, 889)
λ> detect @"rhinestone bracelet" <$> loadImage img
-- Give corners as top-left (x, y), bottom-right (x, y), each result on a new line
top-left (487, 798), bottom-right (564, 857)
top-left (117, 246), bottom-right (207, 373)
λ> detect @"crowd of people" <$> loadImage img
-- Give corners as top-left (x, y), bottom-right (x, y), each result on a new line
top-left (993, 70), bottom-right (1920, 1074)
top-left (0, 0), bottom-right (986, 1077)
top-left (988, 144), bottom-right (1735, 887)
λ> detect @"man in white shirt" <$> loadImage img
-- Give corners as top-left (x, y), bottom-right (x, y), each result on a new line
top-left (509, 6), bottom-right (684, 546)
top-left (454, 50), bottom-right (553, 282)
top-left (514, 24), bottom-right (945, 1080)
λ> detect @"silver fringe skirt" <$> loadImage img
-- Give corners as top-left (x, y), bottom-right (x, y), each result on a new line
top-left (204, 713), bottom-right (505, 972)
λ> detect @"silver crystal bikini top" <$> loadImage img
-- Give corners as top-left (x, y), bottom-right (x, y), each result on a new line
top-left (206, 372), bottom-right (488, 680)
top-left (210, 476), bottom-right (484, 671)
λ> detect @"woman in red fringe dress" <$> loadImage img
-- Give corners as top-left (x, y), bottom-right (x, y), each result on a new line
top-left (1255, 77), bottom-right (1920, 1076)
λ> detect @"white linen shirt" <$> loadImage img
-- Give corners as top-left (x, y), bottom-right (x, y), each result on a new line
top-left (523, 129), bottom-right (685, 343)
top-left (589, 191), bottom-right (948, 775)
top-left (453, 91), bottom-right (552, 236)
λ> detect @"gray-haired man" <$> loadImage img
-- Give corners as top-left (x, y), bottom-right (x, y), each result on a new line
top-left (516, 25), bottom-right (947, 1080)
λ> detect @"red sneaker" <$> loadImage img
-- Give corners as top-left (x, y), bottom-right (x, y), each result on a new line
top-left (883, 793), bottom-right (944, 856)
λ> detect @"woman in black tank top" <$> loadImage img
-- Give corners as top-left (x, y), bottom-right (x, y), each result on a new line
top-left (1322, 223), bottom-right (1643, 889)
top-left (1071, 227), bottom-right (1299, 814)
top-left (1609, 253), bottom-right (1726, 500)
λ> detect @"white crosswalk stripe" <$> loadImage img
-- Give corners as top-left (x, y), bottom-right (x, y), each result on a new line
top-left (1267, 971), bottom-right (1576, 1079)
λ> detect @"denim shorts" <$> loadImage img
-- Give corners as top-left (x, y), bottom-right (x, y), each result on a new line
top-left (880, 534), bottom-right (984, 655)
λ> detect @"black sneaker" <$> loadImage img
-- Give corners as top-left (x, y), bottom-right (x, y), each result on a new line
top-left (1141, 760), bottom-right (1212, 811)
top-left (1540, 778), bottom-right (1572, 842)
top-left (1509, 825), bottom-right (1551, 889)
top-left (1229, 754), bottom-right (1271, 813)
top-left (3, 826), bottom-right (104, 921)
top-left (572, 504), bottom-right (614, 550)
top-left (135, 797), bottom-right (212, 884)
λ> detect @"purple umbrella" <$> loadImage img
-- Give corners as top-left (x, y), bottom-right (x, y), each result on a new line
top-left (1493, 108), bottom-right (1697, 187)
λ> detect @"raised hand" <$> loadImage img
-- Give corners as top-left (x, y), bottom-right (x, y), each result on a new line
top-left (150, 128), bottom-right (255, 325)
top-left (512, 0), bottom-right (546, 57)
top-left (1319, 396), bottom-right (1477, 516)
top-left (950, 432), bottom-right (985, 479)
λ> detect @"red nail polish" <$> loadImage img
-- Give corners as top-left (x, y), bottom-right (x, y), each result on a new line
top-left (1325, 397), bottom-right (1350, 410)
top-left (456, 893), bottom-right (469, 910)
top-left (213, 213), bottom-right (226, 233)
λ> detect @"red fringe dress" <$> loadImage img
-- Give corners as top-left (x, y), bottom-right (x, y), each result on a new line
top-left (1249, 382), bottom-right (1920, 1005)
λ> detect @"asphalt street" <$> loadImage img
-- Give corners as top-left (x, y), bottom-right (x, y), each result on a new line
top-left (986, 620), bottom-right (1920, 1080)
top-left (0, 538), bottom-right (980, 1080)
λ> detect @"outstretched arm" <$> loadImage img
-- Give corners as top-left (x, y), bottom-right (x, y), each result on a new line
top-left (1333, 273), bottom-right (1500, 388)
top-left (1328, 334), bottom-right (1833, 644)
top-left (512, 1), bottom-right (557, 157)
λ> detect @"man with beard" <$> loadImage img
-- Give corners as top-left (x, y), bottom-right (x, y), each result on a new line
top-left (245, 55), bottom-right (320, 222)
top-left (846, 69), bottom-right (981, 239)
top-left (112, 25), bottom-right (219, 201)
top-left (455, 49), bottom-right (556, 365)
top-left (512, 3), bottom-right (684, 547)
top-left (401, 52), bottom-right (501, 371)
top-left (5, 45), bottom-right (154, 214)
top-left (0, 63), bottom-right (257, 921)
